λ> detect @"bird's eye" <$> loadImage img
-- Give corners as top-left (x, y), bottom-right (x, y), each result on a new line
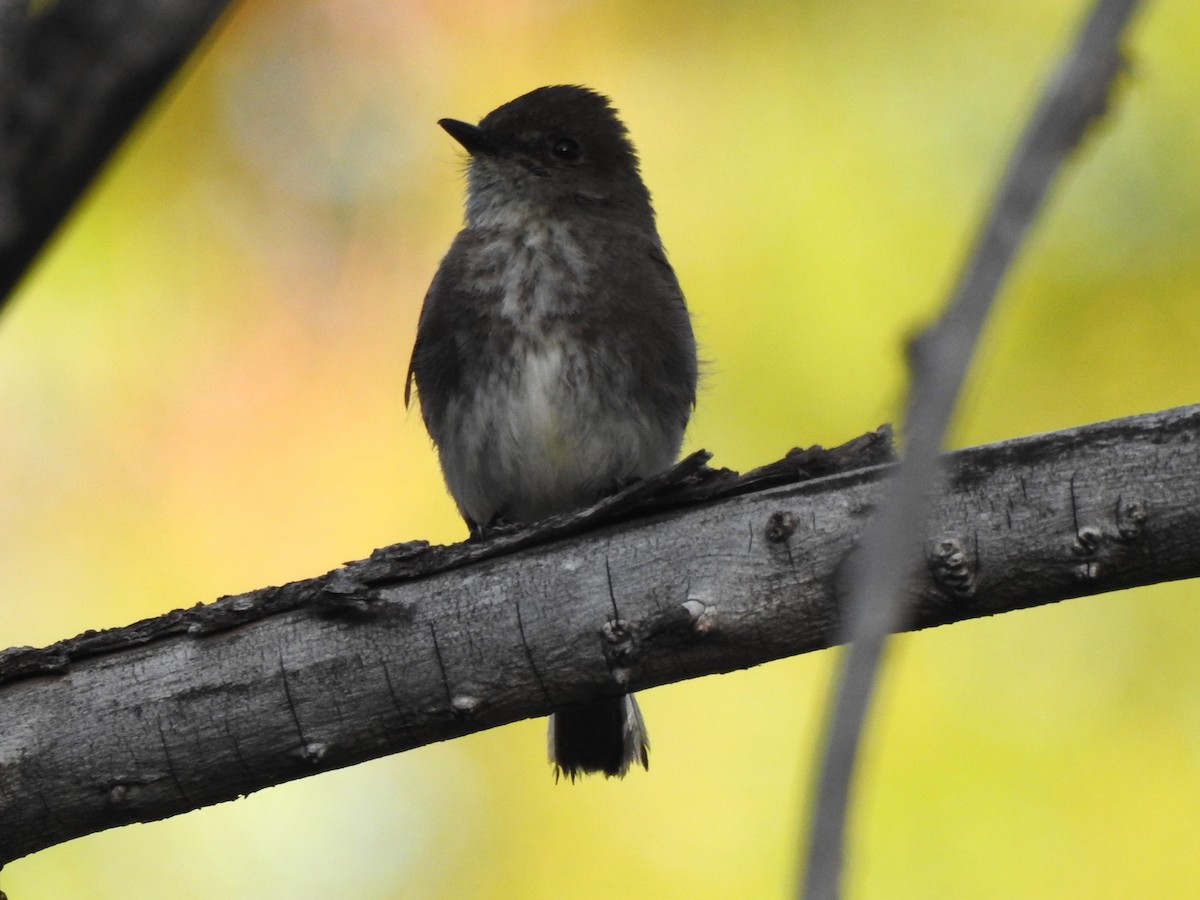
top-left (550, 137), bottom-right (582, 162)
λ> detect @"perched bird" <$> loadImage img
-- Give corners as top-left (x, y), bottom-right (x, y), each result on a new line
top-left (407, 85), bottom-right (698, 780)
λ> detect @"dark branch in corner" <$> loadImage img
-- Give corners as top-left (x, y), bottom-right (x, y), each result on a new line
top-left (2, 405), bottom-right (1199, 866)
top-left (0, 0), bottom-right (234, 307)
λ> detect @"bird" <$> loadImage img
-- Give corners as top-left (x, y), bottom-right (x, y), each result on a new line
top-left (406, 85), bottom-right (698, 780)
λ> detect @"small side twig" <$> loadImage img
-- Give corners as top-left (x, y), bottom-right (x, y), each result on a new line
top-left (801, 2), bottom-right (1144, 896)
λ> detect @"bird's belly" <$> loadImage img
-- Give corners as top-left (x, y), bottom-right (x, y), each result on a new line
top-left (439, 341), bottom-right (677, 527)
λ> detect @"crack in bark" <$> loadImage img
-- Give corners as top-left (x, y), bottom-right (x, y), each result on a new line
top-left (155, 718), bottom-right (191, 806)
top-left (516, 599), bottom-right (554, 706)
top-left (278, 655), bottom-right (307, 750)
top-left (428, 624), bottom-right (454, 710)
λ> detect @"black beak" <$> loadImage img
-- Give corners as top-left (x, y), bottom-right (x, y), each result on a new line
top-left (438, 118), bottom-right (497, 157)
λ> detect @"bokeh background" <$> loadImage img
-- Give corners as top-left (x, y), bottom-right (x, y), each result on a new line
top-left (4, 0), bottom-right (1200, 896)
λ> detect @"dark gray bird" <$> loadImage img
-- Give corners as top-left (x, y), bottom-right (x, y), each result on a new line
top-left (407, 85), bottom-right (698, 780)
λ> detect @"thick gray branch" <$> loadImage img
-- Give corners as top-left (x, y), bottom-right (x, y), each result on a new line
top-left (0, 0), bottom-right (233, 304)
top-left (2, 405), bottom-right (1198, 865)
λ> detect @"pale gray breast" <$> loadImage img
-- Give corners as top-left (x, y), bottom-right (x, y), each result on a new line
top-left (436, 219), bottom-right (680, 525)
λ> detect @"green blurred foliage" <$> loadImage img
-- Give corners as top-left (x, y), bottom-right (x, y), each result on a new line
top-left (3, 0), bottom-right (1200, 897)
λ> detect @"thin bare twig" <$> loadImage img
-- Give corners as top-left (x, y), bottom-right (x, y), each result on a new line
top-left (801, 1), bottom-right (1144, 896)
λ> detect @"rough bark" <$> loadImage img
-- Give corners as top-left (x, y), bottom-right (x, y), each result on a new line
top-left (2, 405), bottom-right (1198, 865)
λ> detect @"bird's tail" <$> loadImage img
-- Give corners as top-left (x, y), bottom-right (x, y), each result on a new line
top-left (549, 694), bottom-right (649, 781)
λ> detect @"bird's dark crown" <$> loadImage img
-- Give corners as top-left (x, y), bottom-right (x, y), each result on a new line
top-left (481, 86), bottom-right (643, 181)
top-left (449, 85), bottom-right (654, 222)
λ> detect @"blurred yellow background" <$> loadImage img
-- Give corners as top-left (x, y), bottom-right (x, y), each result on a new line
top-left (3, 0), bottom-right (1200, 897)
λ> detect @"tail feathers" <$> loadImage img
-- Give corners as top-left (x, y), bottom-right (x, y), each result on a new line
top-left (549, 694), bottom-right (649, 782)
